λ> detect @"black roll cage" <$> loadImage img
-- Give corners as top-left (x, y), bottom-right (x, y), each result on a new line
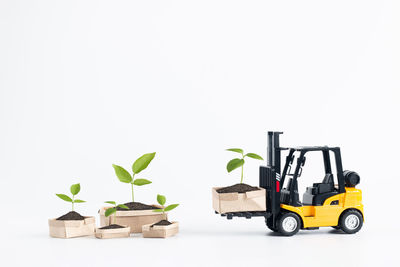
top-left (280, 146), bottom-right (346, 205)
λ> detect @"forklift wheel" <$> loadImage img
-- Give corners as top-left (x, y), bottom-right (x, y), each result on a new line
top-left (339, 210), bottom-right (363, 234)
top-left (277, 212), bottom-right (301, 236)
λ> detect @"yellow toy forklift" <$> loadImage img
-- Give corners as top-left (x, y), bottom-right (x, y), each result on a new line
top-left (219, 131), bottom-right (364, 236)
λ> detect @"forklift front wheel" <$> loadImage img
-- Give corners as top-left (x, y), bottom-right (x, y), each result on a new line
top-left (277, 212), bottom-right (301, 236)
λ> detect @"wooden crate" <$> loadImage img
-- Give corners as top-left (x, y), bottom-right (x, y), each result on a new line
top-left (95, 226), bottom-right (131, 239)
top-left (99, 206), bottom-right (167, 233)
top-left (212, 187), bottom-right (266, 214)
top-left (142, 222), bottom-right (179, 238)
top-left (48, 217), bottom-right (95, 238)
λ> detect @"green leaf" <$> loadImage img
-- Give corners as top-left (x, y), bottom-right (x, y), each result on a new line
top-left (73, 199), bottom-right (85, 203)
top-left (117, 204), bottom-right (129, 210)
top-left (112, 164), bottom-right (132, 183)
top-left (245, 153), bottom-right (264, 160)
top-left (56, 194), bottom-right (72, 202)
top-left (157, 194), bottom-right (166, 206)
top-left (132, 152), bottom-right (156, 174)
top-left (153, 209), bottom-right (164, 212)
top-left (133, 178), bottom-right (152, 186)
top-left (104, 201), bottom-right (116, 205)
top-left (105, 207), bottom-right (117, 217)
top-left (226, 158), bottom-right (245, 172)
top-left (70, 183), bottom-right (81, 195)
top-left (226, 148), bottom-right (243, 154)
top-left (164, 204), bottom-right (179, 212)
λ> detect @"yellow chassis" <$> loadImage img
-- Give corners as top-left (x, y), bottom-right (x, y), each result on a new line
top-left (280, 187), bottom-right (364, 228)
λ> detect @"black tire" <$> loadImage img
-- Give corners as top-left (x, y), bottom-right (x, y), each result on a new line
top-left (339, 210), bottom-right (363, 234)
top-left (265, 218), bottom-right (278, 232)
top-left (277, 212), bottom-right (301, 236)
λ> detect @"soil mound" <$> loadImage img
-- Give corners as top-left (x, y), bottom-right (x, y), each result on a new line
top-left (216, 183), bottom-right (261, 194)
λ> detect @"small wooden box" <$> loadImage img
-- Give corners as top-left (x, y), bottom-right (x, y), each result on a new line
top-left (95, 226), bottom-right (131, 239)
top-left (142, 222), bottom-right (179, 238)
top-left (48, 217), bottom-right (95, 238)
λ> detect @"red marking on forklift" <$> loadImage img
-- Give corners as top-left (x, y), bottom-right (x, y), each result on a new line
top-left (276, 181), bottom-right (280, 192)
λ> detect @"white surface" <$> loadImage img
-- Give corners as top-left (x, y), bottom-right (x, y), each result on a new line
top-left (0, 0), bottom-right (399, 266)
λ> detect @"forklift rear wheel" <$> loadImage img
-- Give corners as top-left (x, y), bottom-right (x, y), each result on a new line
top-left (339, 210), bottom-right (363, 234)
top-left (277, 213), bottom-right (301, 236)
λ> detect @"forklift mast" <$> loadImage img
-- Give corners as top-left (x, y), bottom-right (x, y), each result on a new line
top-left (267, 131), bottom-right (283, 175)
top-left (260, 131), bottom-right (284, 222)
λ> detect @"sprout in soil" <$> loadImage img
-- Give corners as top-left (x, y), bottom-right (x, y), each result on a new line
top-left (104, 201), bottom-right (129, 224)
top-left (153, 194), bottom-right (179, 215)
top-left (226, 148), bottom-right (264, 184)
top-left (112, 152), bottom-right (155, 202)
top-left (56, 183), bottom-right (86, 211)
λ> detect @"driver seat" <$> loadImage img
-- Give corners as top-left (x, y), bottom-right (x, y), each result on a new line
top-left (280, 178), bottom-right (302, 206)
top-left (303, 173), bottom-right (337, 206)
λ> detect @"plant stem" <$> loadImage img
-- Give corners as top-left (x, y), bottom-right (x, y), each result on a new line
top-left (131, 183), bottom-right (134, 202)
top-left (241, 164), bottom-right (244, 183)
top-left (131, 173), bottom-right (135, 202)
top-left (113, 209), bottom-right (116, 224)
top-left (72, 195), bottom-right (74, 211)
top-left (240, 153), bottom-right (244, 183)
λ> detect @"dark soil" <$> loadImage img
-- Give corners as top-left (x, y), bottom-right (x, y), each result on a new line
top-left (56, 211), bottom-right (85, 221)
top-left (151, 220), bottom-right (172, 227)
top-left (117, 202), bottom-right (158, 211)
top-left (99, 224), bottom-right (126, 230)
top-left (216, 183), bottom-right (261, 194)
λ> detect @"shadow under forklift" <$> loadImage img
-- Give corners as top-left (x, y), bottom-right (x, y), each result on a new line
top-left (217, 131), bottom-right (364, 236)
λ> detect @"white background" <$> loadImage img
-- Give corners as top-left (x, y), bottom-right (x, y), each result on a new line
top-left (1, 0), bottom-right (399, 266)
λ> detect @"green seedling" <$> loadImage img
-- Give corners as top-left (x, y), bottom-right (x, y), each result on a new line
top-left (153, 194), bottom-right (179, 215)
top-left (104, 201), bottom-right (129, 224)
top-left (56, 183), bottom-right (86, 211)
top-left (226, 148), bottom-right (264, 183)
top-left (112, 152), bottom-right (155, 202)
